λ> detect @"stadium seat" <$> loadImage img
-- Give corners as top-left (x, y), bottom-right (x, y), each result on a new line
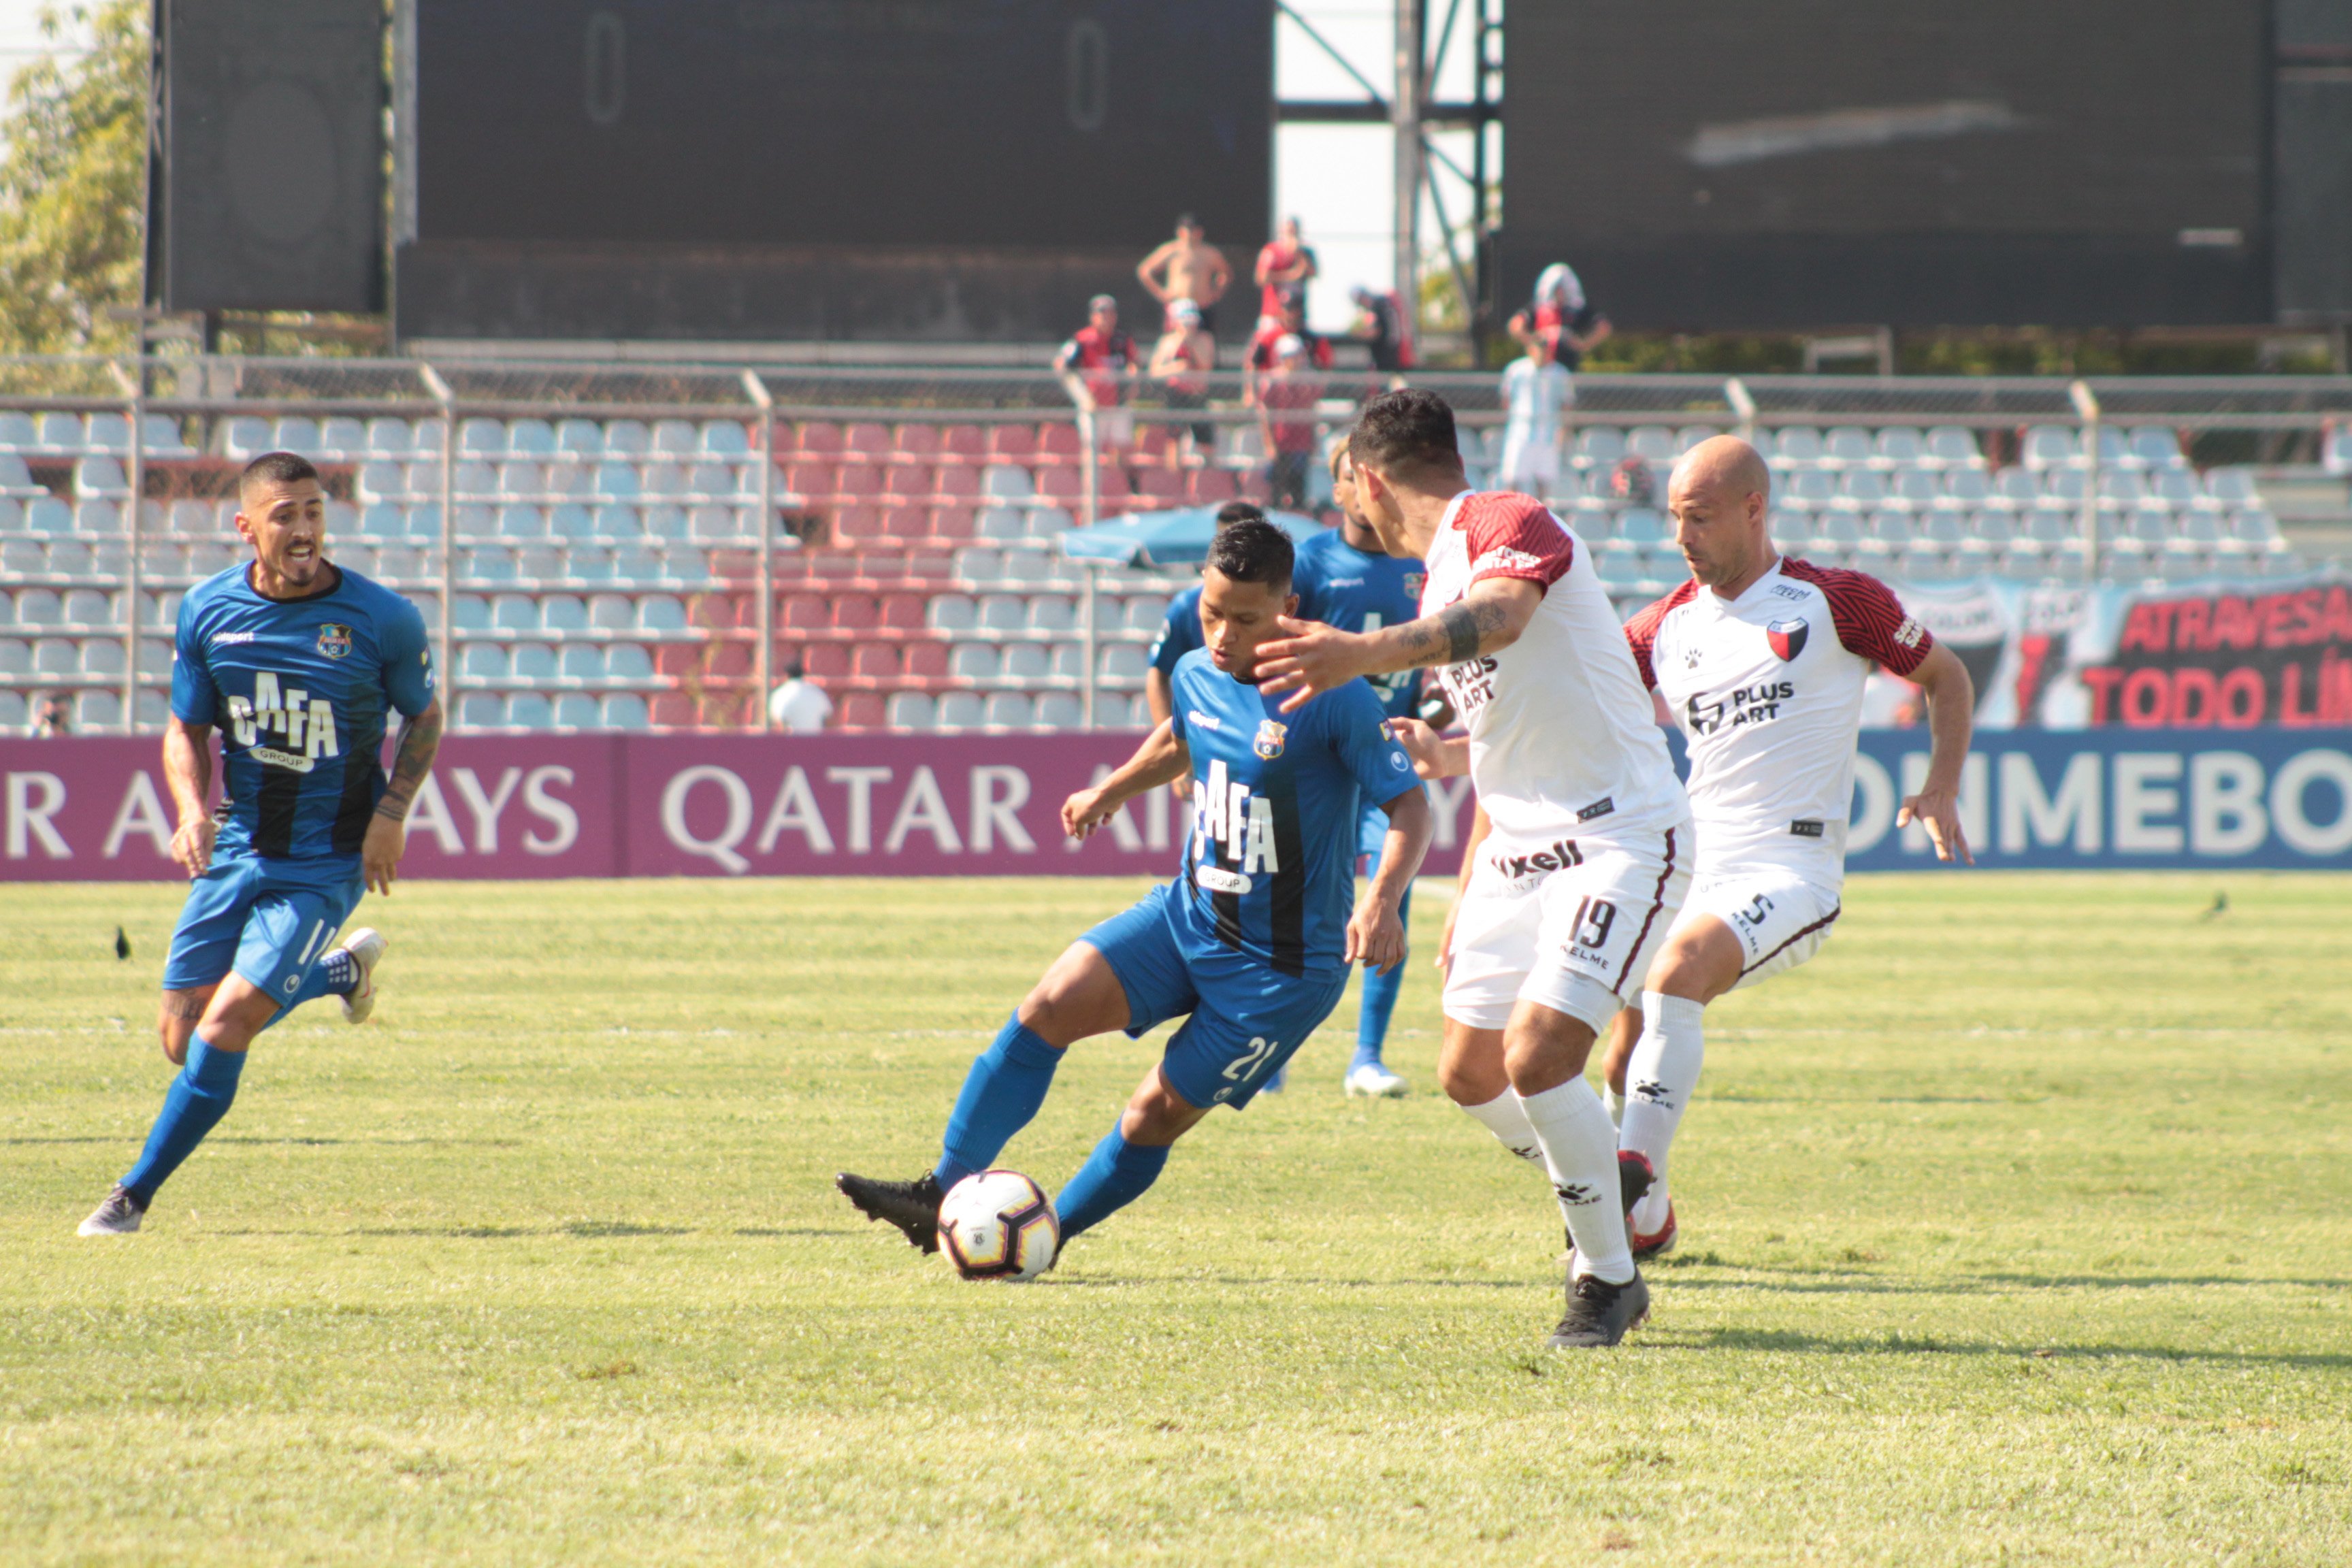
top-left (1001, 643), bottom-right (1049, 681)
top-left (553, 692), bottom-right (601, 728)
top-left (887, 691), bottom-right (936, 730)
top-left (1820, 427), bottom-right (1872, 467)
top-left (640, 596), bottom-right (689, 632)
top-left (505, 692), bottom-right (553, 729)
top-left (926, 595), bottom-right (977, 632)
top-left (559, 644), bottom-right (606, 682)
top-left (1890, 470), bottom-right (1940, 509)
top-left (835, 693), bottom-right (885, 729)
top-left (606, 644), bottom-right (654, 681)
top-left (1766, 427), bottom-right (1820, 466)
top-left (699, 421), bottom-right (751, 459)
top-left (1037, 425), bottom-right (1083, 465)
top-left (984, 691), bottom-right (1034, 728)
top-left (2206, 468), bottom-right (2259, 505)
top-left (0, 412), bottom-right (36, 451)
top-left (975, 595), bottom-right (1025, 632)
top-left (0, 689), bottom-right (23, 728)
top-left (1027, 595), bottom-right (1077, 632)
top-left (985, 425), bottom-right (1039, 463)
top-left (950, 642), bottom-right (1000, 681)
top-left (842, 423), bottom-right (892, 463)
top-left (852, 643), bottom-right (900, 679)
top-left (77, 689), bottom-right (122, 729)
top-left (1925, 427), bottom-right (1980, 467)
top-left (1842, 470), bottom-right (1889, 507)
top-left (1034, 693), bottom-right (1083, 730)
top-left (602, 693), bottom-right (650, 729)
top-left (0, 637), bottom-right (26, 674)
top-left (831, 595), bottom-right (880, 631)
top-left (460, 643), bottom-right (510, 681)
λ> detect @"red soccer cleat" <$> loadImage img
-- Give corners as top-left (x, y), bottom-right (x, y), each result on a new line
top-left (1631, 1200), bottom-right (1678, 1260)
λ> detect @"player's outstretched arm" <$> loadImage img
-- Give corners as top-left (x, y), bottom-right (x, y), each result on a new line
top-left (364, 698), bottom-right (444, 895)
top-left (1896, 641), bottom-right (1976, 865)
top-left (1386, 715), bottom-right (1469, 780)
top-left (161, 718), bottom-right (216, 879)
top-left (1063, 720), bottom-right (1190, 840)
top-left (1254, 578), bottom-right (1542, 714)
top-left (1346, 787), bottom-right (1434, 975)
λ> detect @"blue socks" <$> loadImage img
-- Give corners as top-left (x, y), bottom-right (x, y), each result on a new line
top-left (1054, 1128), bottom-right (1171, 1239)
top-left (121, 1036), bottom-right (247, 1205)
top-left (1352, 882), bottom-right (1411, 1071)
top-left (935, 1014), bottom-right (1065, 1189)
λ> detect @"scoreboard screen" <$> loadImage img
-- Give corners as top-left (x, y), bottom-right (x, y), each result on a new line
top-left (1500, 0), bottom-right (2272, 327)
top-left (409, 0), bottom-right (1288, 340)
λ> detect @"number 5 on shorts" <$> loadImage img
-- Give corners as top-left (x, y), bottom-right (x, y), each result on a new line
top-left (1223, 1036), bottom-right (1278, 1081)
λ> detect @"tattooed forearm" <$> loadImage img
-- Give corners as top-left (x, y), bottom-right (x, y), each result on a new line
top-left (374, 702), bottom-right (444, 823)
top-left (1395, 599), bottom-right (1508, 668)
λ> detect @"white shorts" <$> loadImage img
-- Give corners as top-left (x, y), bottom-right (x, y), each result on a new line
top-left (1499, 437), bottom-right (1561, 493)
top-left (1671, 864), bottom-right (1843, 991)
top-left (1443, 823), bottom-right (1693, 1034)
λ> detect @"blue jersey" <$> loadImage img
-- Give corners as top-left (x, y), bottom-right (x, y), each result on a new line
top-left (172, 564), bottom-right (435, 864)
top-left (1147, 583), bottom-right (1204, 678)
top-left (1292, 527), bottom-right (1428, 721)
top-left (1165, 649), bottom-right (1421, 977)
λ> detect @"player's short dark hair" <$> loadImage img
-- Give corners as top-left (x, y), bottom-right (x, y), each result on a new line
top-left (1205, 517), bottom-right (1292, 591)
top-left (1349, 389), bottom-right (1466, 484)
top-left (1213, 500), bottom-right (1267, 533)
top-left (240, 451), bottom-right (320, 493)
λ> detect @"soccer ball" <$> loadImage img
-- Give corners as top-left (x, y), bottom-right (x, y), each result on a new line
top-left (938, 1169), bottom-right (1060, 1281)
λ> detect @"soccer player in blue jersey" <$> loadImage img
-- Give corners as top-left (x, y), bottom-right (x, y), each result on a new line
top-left (838, 519), bottom-right (1432, 1255)
top-left (1293, 440), bottom-right (1431, 1098)
top-left (78, 453), bottom-right (443, 1237)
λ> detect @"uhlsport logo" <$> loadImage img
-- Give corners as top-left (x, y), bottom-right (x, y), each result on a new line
top-left (1766, 617), bottom-right (1809, 661)
top-left (1252, 719), bottom-right (1288, 760)
top-left (316, 623), bottom-right (354, 659)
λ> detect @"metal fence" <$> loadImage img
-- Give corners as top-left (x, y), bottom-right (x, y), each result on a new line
top-left (0, 354), bottom-right (2346, 736)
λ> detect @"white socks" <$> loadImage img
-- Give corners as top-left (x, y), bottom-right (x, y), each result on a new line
top-left (1458, 1090), bottom-right (1546, 1166)
top-left (1516, 1079), bottom-right (1634, 1284)
top-left (1620, 992), bottom-right (1706, 1236)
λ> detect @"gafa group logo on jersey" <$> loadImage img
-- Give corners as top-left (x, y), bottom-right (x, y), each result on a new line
top-left (1403, 571), bottom-right (1426, 599)
top-left (316, 623), bottom-right (353, 659)
top-left (1766, 618), bottom-right (1809, 661)
top-left (1252, 719), bottom-right (1288, 760)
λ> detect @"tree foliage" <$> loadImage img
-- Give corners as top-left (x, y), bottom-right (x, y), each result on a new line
top-left (0, 1), bottom-right (146, 355)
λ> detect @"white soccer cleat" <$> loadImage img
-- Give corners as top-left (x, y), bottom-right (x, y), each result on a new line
top-left (334, 927), bottom-right (389, 1023)
top-left (1345, 1062), bottom-right (1410, 1098)
top-left (78, 1187), bottom-right (144, 1236)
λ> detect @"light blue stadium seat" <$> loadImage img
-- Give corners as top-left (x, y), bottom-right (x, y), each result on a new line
top-left (605, 643), bottom-right (654, 681)
top-left (700, 421), bottom-right (751, 457)
top-left (460, 643), bottom-right (510, 680)
top-left (950, 643), bottom-right (998, 680)
top-left (602, 693), bottom-right (649, 728)
top-left (511, 643), bottom-right (557, 682)
top-left (78, 689), bottom-right (122, 729)
top-left (936, 691), bottom-right (985, 729)
top-left (1002, 644), bottom-right (1050, 680)
top-left (497, 504), bottom-right (548, 540)
top-left (365, 418), bottom-right (414, 457)
top-left (492, 593), bottom-right (539, 632)
top-left (0, 412), bottom-right (37, 450)
top-left (638, 595), bottom-right (687, 632)
top-left (459, 419), bottom-right (508, 457)
top-left (457, 692), bottom-right (506, 728)
top-left (984, 692), bottom-right (1032, 728)
top-left (451, 594), bottom-right (493, 632)
top-left (887, 691), bottom-right (936, 730)
top-left (587, 594), bottom-right (634, 630)
top-left (651, 420), bottom-right (698, 457)
top-left (33, 412), bottom-right (83, 453)
top-left (559, 644), bottom-right (606, 681)
top-left (603, 420), bottom-right (649, 457)
top-left (540, 594), bottom-right (588, 632)
top-left (556, 419), bottom-right (604, 457)
top-left (318, 417), bottom-right (368, 459)
top-left (506, 692), bottom-right (554, 730)
top-left (641, 504), bottom-right (688, 539)
top-left (1035, 692), bottom-right (1083, 730)
top-left (272, 417), bottom-right (320, 455)
top-left (554, 692), bottom-right (602, 728)
top-left (461, 549), bottom-right (517, 584)
top-left (508, 419), bottom-right (555, 457)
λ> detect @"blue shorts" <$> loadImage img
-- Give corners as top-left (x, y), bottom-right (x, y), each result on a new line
top-left (1081, 884), bottom-right (1349, 1112)
top-left (162, 853), bottom-right (365, 1007)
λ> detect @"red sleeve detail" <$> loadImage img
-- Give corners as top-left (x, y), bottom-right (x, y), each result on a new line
top-left (1458, 493), bottom-right (1575, 590)
top-left (1781, 559), bottom-right (1934, 676)
top-left (1620, 581), bottom-right (1699, 690)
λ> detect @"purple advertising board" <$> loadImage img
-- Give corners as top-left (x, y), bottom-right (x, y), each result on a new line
top-left (0, 734), bottom-right (1483, 883)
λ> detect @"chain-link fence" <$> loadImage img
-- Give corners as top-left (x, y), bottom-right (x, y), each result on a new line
top-left (0, 355), bottom-right (2342, 736)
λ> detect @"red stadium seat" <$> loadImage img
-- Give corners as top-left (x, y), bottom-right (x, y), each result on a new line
top-left (831, 594), bottom-right (880, 630)
top-left (933, 465), bottom-right (979, 500)
top-left (1036, 468), bottom-right (1082, 503)
top-left (941, 425), bottom-right (986, 462)
top-left (838, 691), bottom-right (886, 729)
top-left (883, 464), bottom-right (934, 499)
top-left (1098, 466), bottom-right (1134, 506)
top-left (902, 641), bottom-right (949, 678)
top-left (855, 548), bottom-right (908, 576)
top-left (852, 642), bottom-right (901, 679)
top-left (794, 422), bottom-right (843, 455)
top-left (1133, 424), bottom-right (1172, 463)
top-left (783, 462), bottom-right (835, 501)
top-left (655, 643), bottom-right (700, 678)
top-left (926, 506), bottom-right (975, 541)
top-left (843, 423), bottom-right (892, 462)
top-left (832, 506), bottom-right (883, 542)
top-left (706, 642), bottom-right (753, 679)
top-left (832, 463), bottom-right (883, 500)
top-left (879, 593), bottom-right (927, 630)
top-left (1239, 471), bottom-right (1271, 504)
top-left (781, 593), bottom-right (828, 630)
top-left (1135, 468), bottom-right (1185, 504)
top-left (872, 502), bottom-right (924, 542)
top-left (1037, 423), bottom-right (1083, 463)
top-left (987, 425), bottom-right (1039, 461)
top-left (650, 693), bottom-right (698, 727)
top-left (1190, 468), bottom-right (1237, 504)
top-left (904, 547), bottom-right (953, 577)
top-left (802, 643), bottom-right (851, 679)
top-left (892, 424), bottom-right (940, 460)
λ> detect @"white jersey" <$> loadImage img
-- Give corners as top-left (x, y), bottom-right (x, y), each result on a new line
top-left (1627, 557), bottom-right (1934, 880)
top-left (1498, 359), bottom-right (1572, 478)
top-left (1422, 490), bottom-right (1687, 850)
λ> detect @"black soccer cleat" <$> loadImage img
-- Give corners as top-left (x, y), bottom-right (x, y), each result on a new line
top-left (1546, 1269), bottom-right (1650, 1349)
top-left (836, 1170), bottom-right (945, 1254)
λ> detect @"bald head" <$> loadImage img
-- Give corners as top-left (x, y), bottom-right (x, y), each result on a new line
top-left (1667, 435), bottom-right (1775, 594)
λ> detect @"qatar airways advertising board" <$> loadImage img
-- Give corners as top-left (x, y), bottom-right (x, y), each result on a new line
top-left (1, 730), bottom-right (2346, 882)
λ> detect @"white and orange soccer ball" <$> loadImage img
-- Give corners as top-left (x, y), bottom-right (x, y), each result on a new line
top-left (937, 1169), bottom-right (1060, 1281)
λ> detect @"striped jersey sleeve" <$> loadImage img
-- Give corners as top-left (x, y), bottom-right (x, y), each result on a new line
top-left (1779, 558), bottom-right (1934, 676)
top-left (1457, 491), bottom-right (1575, 590)
top-left (1620, 580), bottom-right (1699, 690)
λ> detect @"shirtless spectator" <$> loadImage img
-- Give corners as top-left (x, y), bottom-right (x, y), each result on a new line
top-left (1148, 299), bottom-right (1218, 468)
top-left (1254, 217), bottom-right (1318, 327)
top-left (1138, 214), bottom-right (1234, 334)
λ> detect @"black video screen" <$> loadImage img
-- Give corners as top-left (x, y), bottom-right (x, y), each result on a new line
top-left (415, 0), bottom-right (1273, 250)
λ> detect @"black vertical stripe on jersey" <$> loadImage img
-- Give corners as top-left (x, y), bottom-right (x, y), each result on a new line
top-left (1210, 821), bottom-right (1243, 953)
top-left (329, 729), bottom-right (382, 855)
top-left (253, 760), bottom-right (303, 858)
top-left (1265, 768), bottom-right (1305, 977)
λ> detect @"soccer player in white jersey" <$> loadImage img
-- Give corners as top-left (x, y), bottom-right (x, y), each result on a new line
top-left (1258, 389), bottom-right (1691, 1348)
top-left (1604, 435), bottom-right (1976, 1257)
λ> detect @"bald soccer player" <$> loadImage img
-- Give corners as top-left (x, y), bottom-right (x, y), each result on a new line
top-left (1605, 436), bottom-right (1975, 1256)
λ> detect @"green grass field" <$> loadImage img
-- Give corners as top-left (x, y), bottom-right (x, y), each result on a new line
top-left (3, 872), bottom-right (2348, 1566)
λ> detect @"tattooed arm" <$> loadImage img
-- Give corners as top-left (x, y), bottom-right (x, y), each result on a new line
top-left (363, 698), bottom-right (443, 896)
top-left (1253, 578), bottom-right (1543, 714)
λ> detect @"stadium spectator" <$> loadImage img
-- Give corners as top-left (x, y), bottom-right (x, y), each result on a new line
top-left (1054, 295), bottom-right (1139, 452)
top-left (1498, 333), bottom-right (1575, 497)
top-left (31, 691), bottom-right (71, 736)
top-left (1508, 262), bottom-right (1611, 370)
top-left (767, 658), bottom-right (834, 734)
top-left (1254, 217), bottom-right (1318, 326)
top-left (1610, 453), bottom-right (1656, 508)
top-left (1247, 291), bottom-right (1331, 376)
top-left (1258, 337), bottom-right (1323, 509)
top-left (1350, 284), bottom-right (1413, 374)
top-left (1137, 214), bottom-right (1233, 333)
top-left (1147, 299), bottom-right (1218, 467)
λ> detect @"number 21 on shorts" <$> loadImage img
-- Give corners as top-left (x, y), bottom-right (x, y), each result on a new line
top-left (1223, 1036), bottom-right (1279, 1081)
